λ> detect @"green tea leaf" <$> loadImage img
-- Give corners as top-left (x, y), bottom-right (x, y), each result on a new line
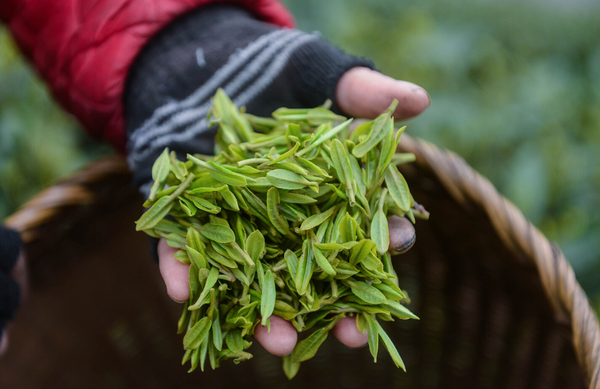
top-left (306, 106), bottom-right (347, 126)
top-left (267, 169), bottom-right (313, 190)
top-left (246, 230), bottom-right (265, 263)
top-left (189, 196), bottom-right (221, 214)
top-left (183, 316), bottom-right (212, 350)
top-left (189, 267), bottom-right (219, 310)
top-left (231, 268), bottom-right (250, 286)
top-left (186, 227), bottom-right (204, 250)
top-left (377, 121), bottom-right (397, 178)
top-left (226, 329), bottom-right (244, 352)
top-left (263, 141), bottom-right (300, 165)
top-left (348, 153), bottom-right (366, 197)
top-left (187, 184), bottom-right (228, 194)
top-left (283, 355), bottom-right (301, 380)
top-left (272, 107), bottom-right (311, 122)
top-left (149, 148), bottom-right (171, 200)
top-left (178, 300), bottom-right (191, 334)
top-left (291, 326), bottom-right (329, 363)
top-left (376, 321), bottom-right (405, 371)
top-left (296, 119), bottom-right (352, 157)
top-left (198, 223), bottom-right (235, 243)
top-left (296, 157), bottom-right (332, 178)
top-left (170, 151), bottom-right (188, 181)
top-left (206, 244), bottom-right (237, 268)
top-left (267, 187), bottom-right (292, 236)
top-left (390, 152), bottom-right (416, 167)
top-left (371, 189), bottom-right (390, 255)
top-left (153, 219), bottom-right (187, 236)
top-left (349, 239), bottom-right (377, 266)
top-left (352, 100), bottom-right (398, 158)
top-left (220, 188), bottom-right (240, 211)
top-left (313, 244), bottom-right (336, 276)
top-left (300, 205), bottom-right (337, 231)
top-left (329, 139), bottom-right (356, 206)
top-left (136, 196), bottom-right (173, 231)
top-left (295, 240), bottom-right (313, 295)
top-left (273, 162), bottom-right (310, 177)
top-left (261, 270), bottom-right (276, 326)
top-left (339, 213), bottom-right (359, 243)
top-left (212, 313), bottom-right (223, 351)
top-left (274, 300), bottom-right (299, 320)
top-left (187, 246), bottom-right (209, 269)
top-left (188, 154), bottom-right (248, 186)
top-left (361, 252), bottom-right (382, 271)
top-left (137, 173), bottom-right (194, 230)
top-left (345, 280), bottom-right (386, 305)
top-left (315, 241), bottom-right (358, 251)
top-left (385, 164), bottom-right (411, 212)
top-left (284, 249), bottom-right (299, 279)
top-left (179, 196), bottom-right (197, 216)
top-left (375, 281), bottom-right (405, 300)
top-left (279, 192), bottom-right (318, 204)
top-left (363, 313), bottom-right (379, 362)
top-left (241, 189), bottom-right (272, 226)
top-left (224, 242), bottom-right (255, 267)
top-left (384, 299), bottom-right (419, 320)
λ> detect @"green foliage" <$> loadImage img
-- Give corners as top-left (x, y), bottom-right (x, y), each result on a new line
top-left (0, 27), bottom-right (110, 218)
top-left (1, 1), bottom-right (599, 303)
top-left (283, 0), bottom-right (600, 303)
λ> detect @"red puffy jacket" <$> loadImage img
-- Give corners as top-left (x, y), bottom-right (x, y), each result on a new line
top-left (0, 0), bottom-right (294, 153)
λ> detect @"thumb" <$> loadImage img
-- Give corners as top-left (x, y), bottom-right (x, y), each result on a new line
top-left (336, 67), bottom-right (430, 120)
top-left (157, 239), bottom-right (191, 303)
top-left (388, 216), bottom-right (416, 254)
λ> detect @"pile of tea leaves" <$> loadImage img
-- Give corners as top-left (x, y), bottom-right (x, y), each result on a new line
top-left (135, 89), bottom-right (427, 378)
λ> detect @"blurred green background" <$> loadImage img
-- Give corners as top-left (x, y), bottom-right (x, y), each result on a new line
top-left (1, 0), bottom-right (599, 310)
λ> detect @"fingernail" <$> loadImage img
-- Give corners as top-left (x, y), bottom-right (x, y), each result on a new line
top-left (388, 216), bottom-right (416, 254)
top-left (167, 291), bottom-right (186, 303)
top-left (412, 87), bottom-right (431, 107)
top-left (390, 235), bottom-right (416, 255)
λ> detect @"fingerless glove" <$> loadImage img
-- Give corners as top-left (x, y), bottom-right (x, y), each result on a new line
top-left (125, 4), bottom-right (374, 194)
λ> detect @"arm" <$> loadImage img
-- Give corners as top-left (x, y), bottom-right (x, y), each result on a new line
top-left (0, 0), bottom-right (294, 153)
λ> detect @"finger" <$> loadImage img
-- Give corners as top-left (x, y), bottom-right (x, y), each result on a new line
top-left (336, 67), bottom-right (430, 120)
top-left (331, 316), bottom-right (368, 348)
top-left (157, 239), bottom-right (190, 302)
top-left (388, 216), bottom-right (416, 254)
top-left (0, 332), bottom-right (8, 356)
top-left (253, 315), bottom-right (298, 356)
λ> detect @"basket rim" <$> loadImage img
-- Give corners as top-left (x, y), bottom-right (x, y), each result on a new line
top-left (397, 134), bottom-right (600, 389)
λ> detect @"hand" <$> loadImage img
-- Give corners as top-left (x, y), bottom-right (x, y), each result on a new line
top-left (125, 4), bottom-right (427, 356)
top-left (155, 67), bottom-right (427, 355)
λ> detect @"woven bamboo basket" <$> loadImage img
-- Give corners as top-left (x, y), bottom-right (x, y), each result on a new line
top-left (1, 135), bottom-right (598, 389)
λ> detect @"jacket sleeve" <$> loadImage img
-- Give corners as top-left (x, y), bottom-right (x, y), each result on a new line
top-left (0, 0), bottom-right (294, 154)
